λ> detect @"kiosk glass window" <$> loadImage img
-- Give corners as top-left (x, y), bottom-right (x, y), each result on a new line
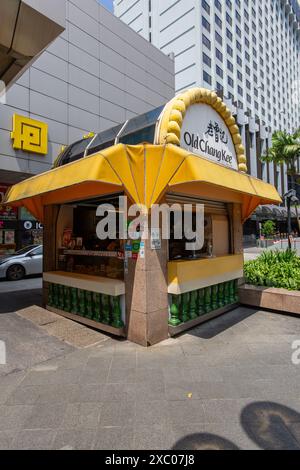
top-left (56, 195), bottom-right (124, 280)
top-left (167, 196), bottom-right (231, 260)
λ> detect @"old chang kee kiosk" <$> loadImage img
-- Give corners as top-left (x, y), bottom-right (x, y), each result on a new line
top-left (5, 88), bottom-right (281, 346)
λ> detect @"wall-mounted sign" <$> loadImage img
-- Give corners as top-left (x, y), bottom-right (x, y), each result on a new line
top-left (180, 104), bottom-right (238, 170)
top-left (11, 114), bottom-right (48, 155)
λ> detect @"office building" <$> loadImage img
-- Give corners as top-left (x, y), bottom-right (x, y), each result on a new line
top-left (115, 0), bottom-right (300, 196)
top-left (0, 0), bottom-right (174, 252)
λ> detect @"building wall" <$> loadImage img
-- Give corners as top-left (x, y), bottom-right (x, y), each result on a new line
top-left (114, 0), bottom-right (300, 197)
top-left (114, 0), bottom-right (299, 133)
top-left (0, 0), bottom-right (175, 183)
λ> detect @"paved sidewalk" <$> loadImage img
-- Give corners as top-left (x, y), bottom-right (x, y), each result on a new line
top-left (1, 306), bottom-right (300, 450)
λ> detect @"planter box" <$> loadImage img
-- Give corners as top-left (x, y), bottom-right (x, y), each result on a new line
top-left (239, 284), bottom-right (300, 315)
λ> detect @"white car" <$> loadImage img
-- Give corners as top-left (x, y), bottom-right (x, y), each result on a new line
top-left (0, 245), bottom-right (43, 281)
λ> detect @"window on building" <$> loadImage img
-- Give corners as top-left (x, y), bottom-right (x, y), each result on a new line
top-left (203, 70), bottom-right (212, 85)
top-left (216, 48), bottom-right (223, 62)
top-left (216, 65), bottom-right (223, 78)
top-left (202, 0), bottom-right (210, 14)
top-left (202, 16), bottom-right (210, 32)
top-left (203, 52), bottom-right (211, 67)
top-left (202, 34), bottom-right (211, 50)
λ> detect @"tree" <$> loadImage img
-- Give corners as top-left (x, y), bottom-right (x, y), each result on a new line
top-left (262, 220), bottom-right (276, 238)
top-left (261, 129), bottom-right (300, 190)
top-left (261, 129), bottom-right (300, 240)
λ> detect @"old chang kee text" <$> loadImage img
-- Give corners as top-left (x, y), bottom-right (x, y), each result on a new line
top-left (183, 131), bottom-right (233, 166)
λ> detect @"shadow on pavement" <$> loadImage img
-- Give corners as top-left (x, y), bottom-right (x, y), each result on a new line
top-left (172, 433), bottom-right (239, 450)
top-left (0, 288), bottom-right (42, 313)
top-left (241, 401), bottom-right (300, 450)
top-left (172, 401), bottom-right (300, 450)
top-left (187, 306), bottom-right (256, 339)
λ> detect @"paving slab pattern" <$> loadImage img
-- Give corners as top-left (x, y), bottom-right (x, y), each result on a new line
top-left (0, 305), bottom-right (300, 449)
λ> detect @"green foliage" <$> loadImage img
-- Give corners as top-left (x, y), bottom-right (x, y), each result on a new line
top-left (261, 129), bottom-right (300, 176)
top-left (244, 249), bottom-right (300, 291)
top-left (262, 220), bottom-right (276, 237)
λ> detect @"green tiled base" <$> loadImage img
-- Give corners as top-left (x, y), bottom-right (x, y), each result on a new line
top-left (169, 279), bottom-right (239, 326)
top-left (47, 282), bottom-right (124, 329)
top-left (169, 302), bottom-right (240, 336)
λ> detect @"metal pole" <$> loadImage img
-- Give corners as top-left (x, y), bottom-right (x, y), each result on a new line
top-left (287, 197), bottom-right (292, 250)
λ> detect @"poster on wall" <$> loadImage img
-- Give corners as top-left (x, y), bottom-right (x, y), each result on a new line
top-left (4, 231), bottom-right (15, 244)
top-left (0, 185), bottom-right (17, 220)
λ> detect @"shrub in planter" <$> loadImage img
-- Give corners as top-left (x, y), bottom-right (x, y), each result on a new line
top-left (244, 249), bottom-right (300, 291)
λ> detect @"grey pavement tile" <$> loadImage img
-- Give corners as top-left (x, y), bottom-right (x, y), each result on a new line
top-left (85, 356), bottom-right (113, 371)
top-left (107, 367), bottom-right (137, 384)
top-left (165, 381), bottom-right (202, 401)
top-left (135, 382), bottom-right (166, 402)
top-left (134, 424), bottom-right (173, 450)
top-left (53, 428), bottom-right (96, 450)
top-left (94, 426), bottom-right (134, 450)
top-left (135, 367), bottom-right (165, 384)
top-left (12, 429), bottom-right (56, 450)
top-left (101, 383), bottom-right (137, 402)
top-left (6, 385), bottom-right (43, 405)
top-left (220, 365), bottom-right (267, 381)
top-left (0, 431), bottom-right (16, 450)
top-left (180, 342), bottom-right (216, 356)
top-left (0, 385), bottom-right (17, 405)
top-left (163, 367), bottom-right (195, 383)
top-left (60, 403), bottom-right (102, 429)
top-left (0, 405), bottom-right (33, 431)
top-left (203, 399), bottom-right (247, 424)
top-left (79, 366), bottom-right (110, 384)
top-left (99, 401), bottom-right (135, 427)
top-left (70, 383), bottom-right (104, 403)
top-left (0, 370), bottom-right (26, 387)
top-left (191, 366), bottom-right (224, 383)
top-left (23, 403), bottom-right (67, 429)
top-left (35, 383), bottom-right (77, 404)
top-left (192, 381), bottom-right (240, 400)
top-left (134, 400), bottom-right (169, 426)
top-left (167, 400), bottom-right (205, 426)
top-left (20, 370), bottom-right (60, 386)
top-left (110, 354), bottom-right (137, 370)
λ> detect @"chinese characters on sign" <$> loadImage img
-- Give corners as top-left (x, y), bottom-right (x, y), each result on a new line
top-left (11, 114), bottom-right (48, 155)
top-left (180, 103), bottom-right (238, 170)
top-left (205, 121), bottom-right (228, 144)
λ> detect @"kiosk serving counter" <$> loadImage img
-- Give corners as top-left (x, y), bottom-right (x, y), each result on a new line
top-left (4, 88), bottom-right (281, 346)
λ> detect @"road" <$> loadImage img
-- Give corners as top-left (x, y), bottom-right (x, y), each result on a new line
top-left (0, 276), bottom-right (42, 313)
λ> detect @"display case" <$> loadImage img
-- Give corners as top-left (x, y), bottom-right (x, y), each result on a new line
top-left (56, 198), bottom-right (125, 281)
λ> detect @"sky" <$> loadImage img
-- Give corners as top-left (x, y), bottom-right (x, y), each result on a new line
top-left (98, 0), bottom-right (113, 12)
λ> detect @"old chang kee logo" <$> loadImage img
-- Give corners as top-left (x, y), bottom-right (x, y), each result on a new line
top-left (183, 120), bottom-right (233, 166)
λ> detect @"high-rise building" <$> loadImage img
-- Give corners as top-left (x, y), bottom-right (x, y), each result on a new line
top-left (114, 0), bottom-right (300, 134)
top-left (0, 0), bottom-right (174, 253)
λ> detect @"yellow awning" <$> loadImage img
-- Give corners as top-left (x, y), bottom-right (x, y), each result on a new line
top-left (4, 143), bottom-right (281, 222)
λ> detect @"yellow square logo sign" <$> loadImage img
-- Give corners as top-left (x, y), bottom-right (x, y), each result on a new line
top-left (11, 114), bottom-right (48, 155)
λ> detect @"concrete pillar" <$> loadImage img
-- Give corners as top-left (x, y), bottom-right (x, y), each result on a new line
top-left (42, 204), bottom-right (59, 306)
top-left (125, 216), bottom-right (169, 347)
